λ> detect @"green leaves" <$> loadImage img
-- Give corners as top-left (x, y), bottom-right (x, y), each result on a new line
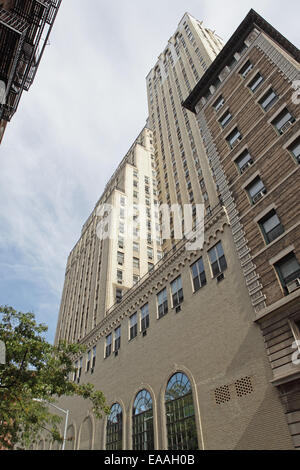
top-left (0, 305), bottom-right (108, 450)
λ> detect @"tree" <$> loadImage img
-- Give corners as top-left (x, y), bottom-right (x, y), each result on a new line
top-left (0, 306), bottom-right (109, 450)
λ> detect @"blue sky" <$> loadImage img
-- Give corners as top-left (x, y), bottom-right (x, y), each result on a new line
top-left (0, 0), bottom-right (299, 343)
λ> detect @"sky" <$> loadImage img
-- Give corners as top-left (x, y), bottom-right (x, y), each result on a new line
top-left (0, 0), bottom-right (299, 343)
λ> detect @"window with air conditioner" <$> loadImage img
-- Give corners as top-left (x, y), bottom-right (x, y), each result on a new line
top-left (117, 251), bottom-right (124, 266)
top-left (275, 254), bottom-right (300, 295)
top-left (226, 128), bottom-right (242, 149)
top-left (272, 108), bottom-right (295, 134)
top-left (236, 149), bottom-right (253, 174)
top-left (117, 270), bottom-right (123, 284)
top-left (247, 177), bottom-right (267, 204)
top-left (259, 210), bottom-right (284, 244)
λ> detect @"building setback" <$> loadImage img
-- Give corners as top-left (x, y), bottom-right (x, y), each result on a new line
top-left (184, 8), bottom-right (300, 449)
top-left (47, 10), bottom-right (299, 450)
top-left (0, 0), bottom-right (61, 144)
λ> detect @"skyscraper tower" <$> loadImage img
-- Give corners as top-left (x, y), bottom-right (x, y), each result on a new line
top-left (146, 13), bottom-right (223, 251)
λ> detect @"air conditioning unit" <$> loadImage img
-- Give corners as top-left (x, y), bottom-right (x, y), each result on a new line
top-left (217, 273), bottom-right (225, 283)
top-left (252, 189), bottom-right (266, 204)
top-left (287, 278), bottom-right (300, 294)
top-left (280, 121), bottom-right (293, 135)
top-left (240, 159), bottom-right (253, 174)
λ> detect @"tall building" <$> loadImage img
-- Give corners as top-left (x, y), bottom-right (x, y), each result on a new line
top-left (0, 0), bottom-right (62, 144)
top-left (184, 9), bottom-right (300, 449)
top-left (146, 13), bottom-right (223, 251)
top-left (48, 11), bottom-right (299, 450)
top-left (55, 128), bottom-right (162, 344)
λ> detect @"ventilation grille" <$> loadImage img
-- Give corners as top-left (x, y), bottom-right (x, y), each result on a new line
top-left (214, 376), bottom-right (254, 405)
top-left (214, 385), bottom-right (230, 405)
top-left (235, 376), bottom-right (253, 398)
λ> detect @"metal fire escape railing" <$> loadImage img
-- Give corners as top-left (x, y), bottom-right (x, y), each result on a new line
top-left (0, 0), bottom-right (62, 122)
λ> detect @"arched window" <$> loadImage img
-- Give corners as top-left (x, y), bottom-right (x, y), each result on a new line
top-left (165, 372), bottom-right (198, 450)
top-left (132, 389), bottom-right (154, 450)
top-left (106, 403), bottom-right (123, 450)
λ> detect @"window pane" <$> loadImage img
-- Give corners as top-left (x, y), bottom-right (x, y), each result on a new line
top-left (248, 179), bottom-right (264, 197)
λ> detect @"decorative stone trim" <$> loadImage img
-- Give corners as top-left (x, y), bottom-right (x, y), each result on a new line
top-left (196, 111), bottom-right (266, 314)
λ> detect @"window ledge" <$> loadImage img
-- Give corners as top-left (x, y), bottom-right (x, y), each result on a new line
top-left (255, 288), bottom-right (300, 323)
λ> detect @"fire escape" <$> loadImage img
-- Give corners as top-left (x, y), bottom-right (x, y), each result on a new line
top-left (0, 0), bottom-right (62, 122)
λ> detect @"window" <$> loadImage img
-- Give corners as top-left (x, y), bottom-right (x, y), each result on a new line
top-left (120, 208), bottom-right (125, 219)
top-left (91, 346), bottom-right (96, 371)
top-left (247, 177), bottom-right (267, 204)
top-left (106, 404), bottom-right (123, 450)
top-left (141, 303), bottom-right (149, 332)
top-left (74, 360), bottom-right (78, 382)
top-left (132, 390), bottom-right (154, 450)
top-left (116, 288), bottom-right (123, 303)
top-left (236, 149), bottom-right (253, 174)
top-left (133, 257), bottom-right (140, 269)
top-left (248, 72), bottom-right (264, 92)
top-left (239, 60), bottom-right (253, 78)
top-left (165, 373), bottom-right (198, 450)
top-left (275, 253), bottom-right (300, 295)
top-left (259, 210), bottom-right (284, 244)
top-left (272, 108), bottom-right (295, 134)
top-left (118, 236), bottom-right (124, 249)
top-left (133, 190), bottom-right (138, 199)
top-left (133, 275), bottom-right (139, 285)
top-left (77, 357), bottom-right (82, 382)
top-left (171, 276), bottom-right (184, 308)
top-left (105, 334), bottom-right (112, 358)
top-left (117, 251), bottom-right (124, 266)
top-left (120, 196), bottom-right (125, 207)
top-left (147, 247), bottom-right (153, 260)
top-left (191, 258), bottom-right (207, 292)
top-left (115, 326), bottom-right (121, 352)
top-left (117, 270), bottom-right (123, 284)
top-left (259, 88), bottom-right (278, 111)
top-left (288, 137), bottom-right (300, 163)
top-left (157, 288), bottom-right (168, 318)
top-left (129, 313), bottom-right (138, 340)
top-left (148, 262), bottom-right (154, 272)
top-left (226, 128), bottom-right (242, 149)
top-left (133, 242), bottom-right (139, 253)
top-left (86, 350), bottom-right (91, 372)
top-left (213, 95), bottom-right (225, 112)
top-left (219, 110), bottom-right (232, 128)
top-left (208, 241), bottom-right (227, 277)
